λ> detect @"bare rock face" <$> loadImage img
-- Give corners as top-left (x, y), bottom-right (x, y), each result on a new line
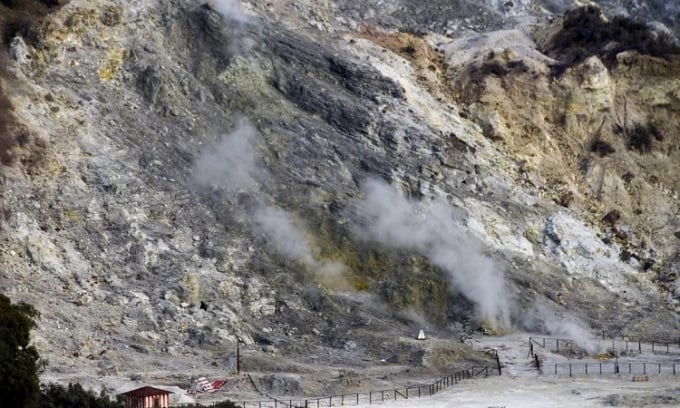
top-left (0, 0), bottom-right (679, 396)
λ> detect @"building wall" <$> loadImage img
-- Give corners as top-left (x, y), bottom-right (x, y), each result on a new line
top-left (125, 393), bottom-right (170, 408)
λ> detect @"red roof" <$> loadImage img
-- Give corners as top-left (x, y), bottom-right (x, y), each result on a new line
top-left (121, 386), bottom-right (173, 397)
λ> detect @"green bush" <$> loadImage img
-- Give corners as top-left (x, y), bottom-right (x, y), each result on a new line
top-left (0, 294), bottom-right (42, 408)
top-left (39, 383), bottom-right (123, 408)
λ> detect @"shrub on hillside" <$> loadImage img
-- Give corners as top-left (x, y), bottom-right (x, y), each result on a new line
top-left (627, 123), bottom-right (663, 153)
top-left (547, 5), bottom-right (680, 68)
top-left (590, 139), bottom-right (616, 157)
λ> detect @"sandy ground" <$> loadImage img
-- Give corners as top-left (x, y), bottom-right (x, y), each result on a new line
top-left (353, 375), bottom-right (677, 408)
top-left (349, 332), bottom-right (680, 408)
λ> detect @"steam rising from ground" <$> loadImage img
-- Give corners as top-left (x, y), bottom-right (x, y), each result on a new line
top-left (539, 309), bottom-right (599, 353)
top-left (191, 120), bottom-right (348, 289)
top-left (190, 119), bottom-right (260, 191)
top-left (356, 179), bottom-right (511, 327)
top-left (208, 0), bottom-right (251, 24)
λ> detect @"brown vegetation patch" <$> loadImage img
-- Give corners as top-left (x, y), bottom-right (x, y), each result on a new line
top-left (358, 25), bottom-right (451, 99)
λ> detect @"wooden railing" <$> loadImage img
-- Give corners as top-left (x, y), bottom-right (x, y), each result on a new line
top-left (187, 365), bottom-right (494, 408)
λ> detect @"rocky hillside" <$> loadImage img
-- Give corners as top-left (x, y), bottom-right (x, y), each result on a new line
top-left (0, 0), bottom-right (679, 397)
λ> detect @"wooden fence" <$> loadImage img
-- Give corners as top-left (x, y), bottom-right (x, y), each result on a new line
top-left (528, 336), bottom-right (581, 358)
top-left (190, 365), bottom-right (492, 408)
top-left (600, 338), bottom-right (680, 355)
top-left (553, 362), bottom-right (680, 377)
top-left (529, 335), bottom-right (680, 358)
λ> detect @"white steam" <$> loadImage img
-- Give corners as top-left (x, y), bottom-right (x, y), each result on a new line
top-left (191, 119), bottom-right (348, 289)
top-left (209, 0), bottom-right (252, 24)
top-left (253, 206), bottom-right (316, 266)
top-left (539, 309), bottom-right (599, 354)
top-left (356, 179), bottom-right (511, 327)
top-left (253, 206), bottom-right (349, 289)
top-left (190, 119), bottom-right (261, 192)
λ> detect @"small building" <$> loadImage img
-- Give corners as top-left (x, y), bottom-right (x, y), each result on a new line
top-left (121, 386), bottom-right (172, 408)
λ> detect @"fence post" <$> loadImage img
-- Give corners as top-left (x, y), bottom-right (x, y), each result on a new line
top-left (674, 364), bottom-right (676, 375)
top-left (602, 330), bottom-right (605, 340)
top-left (585, 364), bottom-right (588, 375)
top-left (629, 363), bottom-right (631, 373)
top-left (653, 341), bottom-right (655, 352)
top-left (644, 363), bottom-right (647, 375)
top-left (369, 392), bottom-right (372, 404)
top-left (342, 394), bottom-right (344, 405)
top-left (659, 363), bottom-right (661, 374)
top-left (599, 363), bottom-right (602, 375)
top-left (356, 394), bottom-right (359, 405)
top-left (569, 364), bottom-right (572, 377)
top-left (639, 341), bottom-right (642, 353)
top-left (555, 364), bottom-right (557, 376)
top-left (381, 390), bottom-right (384, 401)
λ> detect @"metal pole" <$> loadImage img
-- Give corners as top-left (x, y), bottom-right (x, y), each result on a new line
top-left (237, 340), bottom-right (241, 374)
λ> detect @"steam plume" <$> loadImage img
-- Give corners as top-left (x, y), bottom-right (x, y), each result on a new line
top-left (538, 308), bottom-right (599, 354)
top-left (190, 119), bottom-right (347, 289)
top-left (253, 206), bottom-right (316, 266)
top-left (356, 179), bottom-right (511, 327)
top-left (190, 119), bottom-right (261, 192)
top-left (253, 206), bottom-right (349, 289)
top-left (209, 0), bottom-right (252, 24)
